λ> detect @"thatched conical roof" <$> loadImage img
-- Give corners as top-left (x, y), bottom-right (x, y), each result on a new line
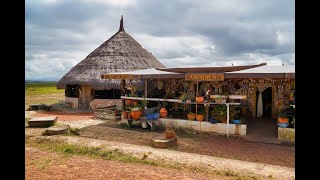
top-left (57, 16), bottom-right (165, 90)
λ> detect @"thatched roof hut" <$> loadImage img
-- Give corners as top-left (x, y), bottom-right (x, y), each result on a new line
top-left (57, 16), bottom-right (165, 90)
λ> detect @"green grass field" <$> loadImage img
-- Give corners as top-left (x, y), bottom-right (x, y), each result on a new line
top-left (25, 82), bottom-right (65, 110)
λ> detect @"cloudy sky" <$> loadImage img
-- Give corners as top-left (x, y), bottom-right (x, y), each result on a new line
top-left (26, 0), bottom-right (295, 81)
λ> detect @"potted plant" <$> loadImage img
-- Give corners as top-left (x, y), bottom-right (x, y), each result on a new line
top-left (133, 100), bottom-right (139, 106)
top-left (214, 92), bottom-right (228, 104)
top-left (164, 123), bottom-right (176, 139)
top-left (131, 106), bottom-right (142, 120)
top-left (275, 101), bottom-right (290, 127)
top-left (184, 104), bottom-right (195, 120)
top-left (211, 105), bottom-right (227, 123)
top-left (195, 88), bottom-right (204, 103)
top-left (229, 106), bottom-right (241, 124)
top-left (159, 97), bottom-right (168, 118)
top-left (195, 96), bottom-right (204, 103)
top-left (187, 112), bottom-right (196, 120)
top-left (179, 92), bottom-right (188, 102)
top-left (277, 111), bottom-right (289, 128)
top-left (122, 110), bottom-right (128, 119)
top-left (277, 112), bottom-right (289, 123)
top-left (196, 108), bottom-right (205, 121)
top-left (125, 93), bottom-right (133, 105)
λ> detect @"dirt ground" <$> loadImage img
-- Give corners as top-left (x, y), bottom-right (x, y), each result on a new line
top-left (31, 111), bottom-right (95, 121)
top-left (78, 121), bottom-right (294, 168)
top-left (28, 111), bottom-right (295, 168)
top-left (26, 146), bottom-right (226, 180)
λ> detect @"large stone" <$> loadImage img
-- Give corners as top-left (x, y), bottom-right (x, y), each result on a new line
top-left (28, 104), bottom-right (51, 111)
top-left (151, 136), bottom-right (177, 149)
top-left (278, 127), bottom-right (295, 142)
top-left (28, 116), bottom-right (57, 128)
top-left (42, 125), bottom-right (70, 136)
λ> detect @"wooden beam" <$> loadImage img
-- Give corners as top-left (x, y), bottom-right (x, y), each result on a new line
top-left (121, 80), bottom-right (125, 111)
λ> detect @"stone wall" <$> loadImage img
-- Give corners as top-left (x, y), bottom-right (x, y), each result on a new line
top-left (158, 118), bottom-right (246, 135)
top-left (90, 99), bottom-right (122, 110)
top-left (278, 127), bottom-right (295, 141)
top-left (65, 97), bottom-right (79, 108)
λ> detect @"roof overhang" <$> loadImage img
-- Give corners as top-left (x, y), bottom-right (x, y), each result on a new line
top-left (101, 68), bottom-right (184, 80)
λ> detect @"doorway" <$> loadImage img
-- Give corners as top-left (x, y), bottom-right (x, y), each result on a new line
top-left (247, 87), bottom-right (277, 138)
top-left (255, 87), bottom-right (272, 118)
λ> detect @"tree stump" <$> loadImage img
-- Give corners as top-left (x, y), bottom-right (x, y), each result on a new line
top-left (28, 116), bottom-right (57, 128)
top-left (42, 125), bottom-right (70, 136)
top-left (151, 136), bottom-right (177, 149)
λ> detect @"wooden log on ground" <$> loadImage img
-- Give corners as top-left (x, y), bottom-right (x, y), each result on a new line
top-left (28, 116), bottom-right (57, 128)
top-left (42, 125), bottom-right (70, 136)
top-left (151, 136), bottom-right (177, 149)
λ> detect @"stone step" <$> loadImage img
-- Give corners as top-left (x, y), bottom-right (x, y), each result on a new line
top-left (28, 116), bottom-right (57, 128)
top-left (42, 125), bottom-right (70, 136)
top-left (243, 136), bottom-right (281, 144)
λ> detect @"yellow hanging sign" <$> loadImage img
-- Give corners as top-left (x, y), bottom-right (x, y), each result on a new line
top-left (185, 73), bottom-right (224, 81)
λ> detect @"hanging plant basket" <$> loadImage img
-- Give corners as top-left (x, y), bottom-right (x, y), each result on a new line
top-left (195, 96), bottom-right (204, 103)
top-left (159, 107), bottom-right (168, 118)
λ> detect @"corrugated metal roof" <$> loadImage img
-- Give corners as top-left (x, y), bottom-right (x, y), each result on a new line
top-left (228, 65), bottom-right (295, 73)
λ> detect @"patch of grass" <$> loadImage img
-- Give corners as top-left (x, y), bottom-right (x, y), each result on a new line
top-left (268, 174), bottom-right (275, 180)
top-left (67, 128), bottom-right (80, 136)
top-left (25, 118), bottom-right (30, 123)
top-left (25, 82), bottom-right (64, 110)
top-left (26, 137), bottom-right (260, 179)
top-left (30, 157), bottom-right (53, 170)
top-left (25, 82), bottom-right (64, 96)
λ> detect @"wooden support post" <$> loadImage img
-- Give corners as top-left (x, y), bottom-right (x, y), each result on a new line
top-left (121, 80), bottom-right (126, 112)
top-left (144, 80), bottom-right (148, 98)
top-left (196, 81), bottom-right (199, 114)
top-left (144, 80), bottom-right (148, 116)
top-left (227, 103), bottom-right (230, 138)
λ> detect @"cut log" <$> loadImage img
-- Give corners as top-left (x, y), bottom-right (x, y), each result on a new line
top-left (28, 116), bottom-right (57, 128)
top-left (42, 125), bottom-right (70, 136)
top-left (151, 136), bottom-right (177, 149)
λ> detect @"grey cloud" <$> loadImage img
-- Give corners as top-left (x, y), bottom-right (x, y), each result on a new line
top-left (25, 0), bottom-right (294, 80)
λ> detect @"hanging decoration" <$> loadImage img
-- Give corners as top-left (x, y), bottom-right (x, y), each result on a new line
top-left (157, 79), bottom-right (164, 90)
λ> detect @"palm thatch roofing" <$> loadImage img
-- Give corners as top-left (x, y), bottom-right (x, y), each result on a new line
top-left (57, 15), bottom-right (165, 90)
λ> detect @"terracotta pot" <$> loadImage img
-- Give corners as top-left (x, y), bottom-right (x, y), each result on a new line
top-left (165, 131), bottom-right (175, 139)
top-left (125, 99), bottom-right (133, 105)
top-left (196, 114), bottom-right (204, 121)
top-left (122, 111), bottom-right (128, 119)
top-left (196, 96), bottom-right (204, 103)
top-left (221, 119), bottom-right (227, 123)
top-left (187, 113), bottom-right (196, 120)
top-left (131, 110), bottom-right (142, 120)
top-left (277, 117), bottom-right (289, 123)
top-left (133, 100), bottom-right (139, 106)
top-left (159, 107), bottom-right (168, 118)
